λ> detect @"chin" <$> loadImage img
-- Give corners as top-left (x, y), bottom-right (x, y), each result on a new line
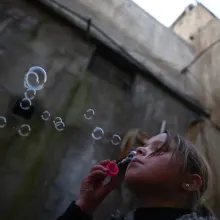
top-left (124, 170), bottom-right (140, 186)
top-left (124, 173), bottom-right (142, 194)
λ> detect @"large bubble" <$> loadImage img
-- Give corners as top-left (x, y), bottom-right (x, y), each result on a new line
top-left (18, 124), bottom-right (31, 137)
top-left (92, 127), bottom-right (104, 140)
top-left (24, 71), bottom-right (40, 89)
top-left (0, 116), bottom-right (7, 128)
top-left (24, 66), bottom-right (47, 91)
top-left (84, 109), bottom-right (95, 120)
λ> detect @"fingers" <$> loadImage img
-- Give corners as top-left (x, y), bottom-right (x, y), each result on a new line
top-left (88, 170), bottom-right (107, 180)
top-left (90, 165), bottom-right (108, 173)
top-left (89, 160), bottom-right (110, 173)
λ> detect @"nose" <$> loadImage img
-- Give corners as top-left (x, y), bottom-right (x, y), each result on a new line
top-left (136, 146), bottom-right (146, 156)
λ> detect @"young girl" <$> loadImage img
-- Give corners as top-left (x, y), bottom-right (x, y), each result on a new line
top-left (57, 132), bottom-right (216, 220)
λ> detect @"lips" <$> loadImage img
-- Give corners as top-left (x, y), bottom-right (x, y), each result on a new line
top-left (130, 157), bottom-right (143, 165)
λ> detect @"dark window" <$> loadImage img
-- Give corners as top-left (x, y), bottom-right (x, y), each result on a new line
top-left (12, 98), bottom-right (34, 120)
top-left (189, 36), bottom-right (194, 40)
top-left (88, 45), bottom-right (135, 92)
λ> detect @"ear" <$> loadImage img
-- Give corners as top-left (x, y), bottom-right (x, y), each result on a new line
top-left (182, 174), bottom-right (202, 192)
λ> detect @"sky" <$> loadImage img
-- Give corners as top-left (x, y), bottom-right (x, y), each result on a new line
top-left (132, 0), bottom-right (220, 27)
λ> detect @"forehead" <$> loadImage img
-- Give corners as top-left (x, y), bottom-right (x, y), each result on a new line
top-left (148, 133), bottom-right (167, 144)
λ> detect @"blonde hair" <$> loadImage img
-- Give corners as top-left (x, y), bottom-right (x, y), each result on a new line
top-left (164, 132), bottom-right (213, 215)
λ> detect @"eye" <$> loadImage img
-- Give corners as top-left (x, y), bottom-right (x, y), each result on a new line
top-left (153, 142), bottom-right (169, 153)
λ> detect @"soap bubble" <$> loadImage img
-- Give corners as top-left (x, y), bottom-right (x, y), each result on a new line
top-left (53, 117), bottom-right (63, 125)
top-left (0, 116), bottom-right (7, 128)
top-left (41, 111), bottom-right (51, 121)
top-left (55, 121), bottom-right (65, 131)
top-left (24, 88), bottom-right (36, 100)
top-left (24, 71), bottom-right (40, 89)
top-left (24, 66), bottom-right (47, 91)
top-left (111, 134), bottom-right (121, 146)
top-left (92, 127), bottom-right (104, 140)
top-left (24, 77), bottom-right (31, 89)
top-left (18, 124), bottom-right (31, 137)
top-left (53, 117), bottom-right (65, 131)
top-left (20, 98), bottom-right (31, 110)
top-left (84, 109), bottom-right (95, 120)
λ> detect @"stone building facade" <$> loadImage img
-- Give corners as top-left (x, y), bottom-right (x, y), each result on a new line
top-left (171, 3), bottom-right (216, 46)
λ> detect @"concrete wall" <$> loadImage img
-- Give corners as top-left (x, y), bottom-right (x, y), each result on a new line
top-left (187, 19), bottom-right (220, 121)
top-left (0, 1), bottom-right (198, 220)
top-left (40, 0), bottom-right (198, 102)
top-left (172, 4), bottom-right (215, 46)
top-left (194, 19), bottom-right (220, 53)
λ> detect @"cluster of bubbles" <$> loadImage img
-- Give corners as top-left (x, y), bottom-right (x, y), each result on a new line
top-left (21, 66), bottom-right (47, 111)
top-left (0, 66), bottom-right (65, 137)
top-left (40, 110), bottom-right (65, 132)
top-left (53, 117), bottom-right (65, 131)
top-left (84, 109), bottom-right (121, 145)
top-left (0, 116), bottom-right (32, 137)
top-left (0, 66), bottom-right (121, 142)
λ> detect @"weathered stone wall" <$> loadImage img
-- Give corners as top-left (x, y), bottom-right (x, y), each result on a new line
top-left (0, 1), bottom-right (199, 220)
top-left (40, 0), bottom-right (197, 101)
top-left (187, 19), bottom-right (220, 120)
top-left (172, 4), bottom-right (215, 46)
top-left (194, 19), bottom-right (220, 53)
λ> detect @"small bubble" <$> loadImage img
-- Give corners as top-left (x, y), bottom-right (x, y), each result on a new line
top-left (111, 134), bottom-right (121, 146)
top-left (55, 121), bottom-right (65, 131)
top-left (84, 109), bottom-right (95, 120)
top-left (18, 124), bottom-right (31, 137)
top-left (0, 116), bottom-right (6, 128)
top-left (53, 117), bottom-right (62, 125)
top-left (20, 98), bottom-right (31, 110)
top-left (41, 111), bottom-right (51, 121)
top-left (92, 127), bottom-right (104, 140)
top-left (24, 88), bottom-right (36, 100)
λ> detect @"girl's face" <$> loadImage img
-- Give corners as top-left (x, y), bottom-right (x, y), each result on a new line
top-left (125, 133), bottom-right (184, 194)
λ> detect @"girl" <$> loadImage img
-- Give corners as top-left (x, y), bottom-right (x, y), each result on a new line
top-left (57, 132), bottom-right (216, 220)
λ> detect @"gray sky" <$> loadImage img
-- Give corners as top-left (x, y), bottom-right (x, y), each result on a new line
top-left (132, 0), bottom-right (220, 27)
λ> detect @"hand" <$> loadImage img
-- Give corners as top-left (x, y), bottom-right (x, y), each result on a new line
top-left (76, 160), bottom-right (118, 214)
